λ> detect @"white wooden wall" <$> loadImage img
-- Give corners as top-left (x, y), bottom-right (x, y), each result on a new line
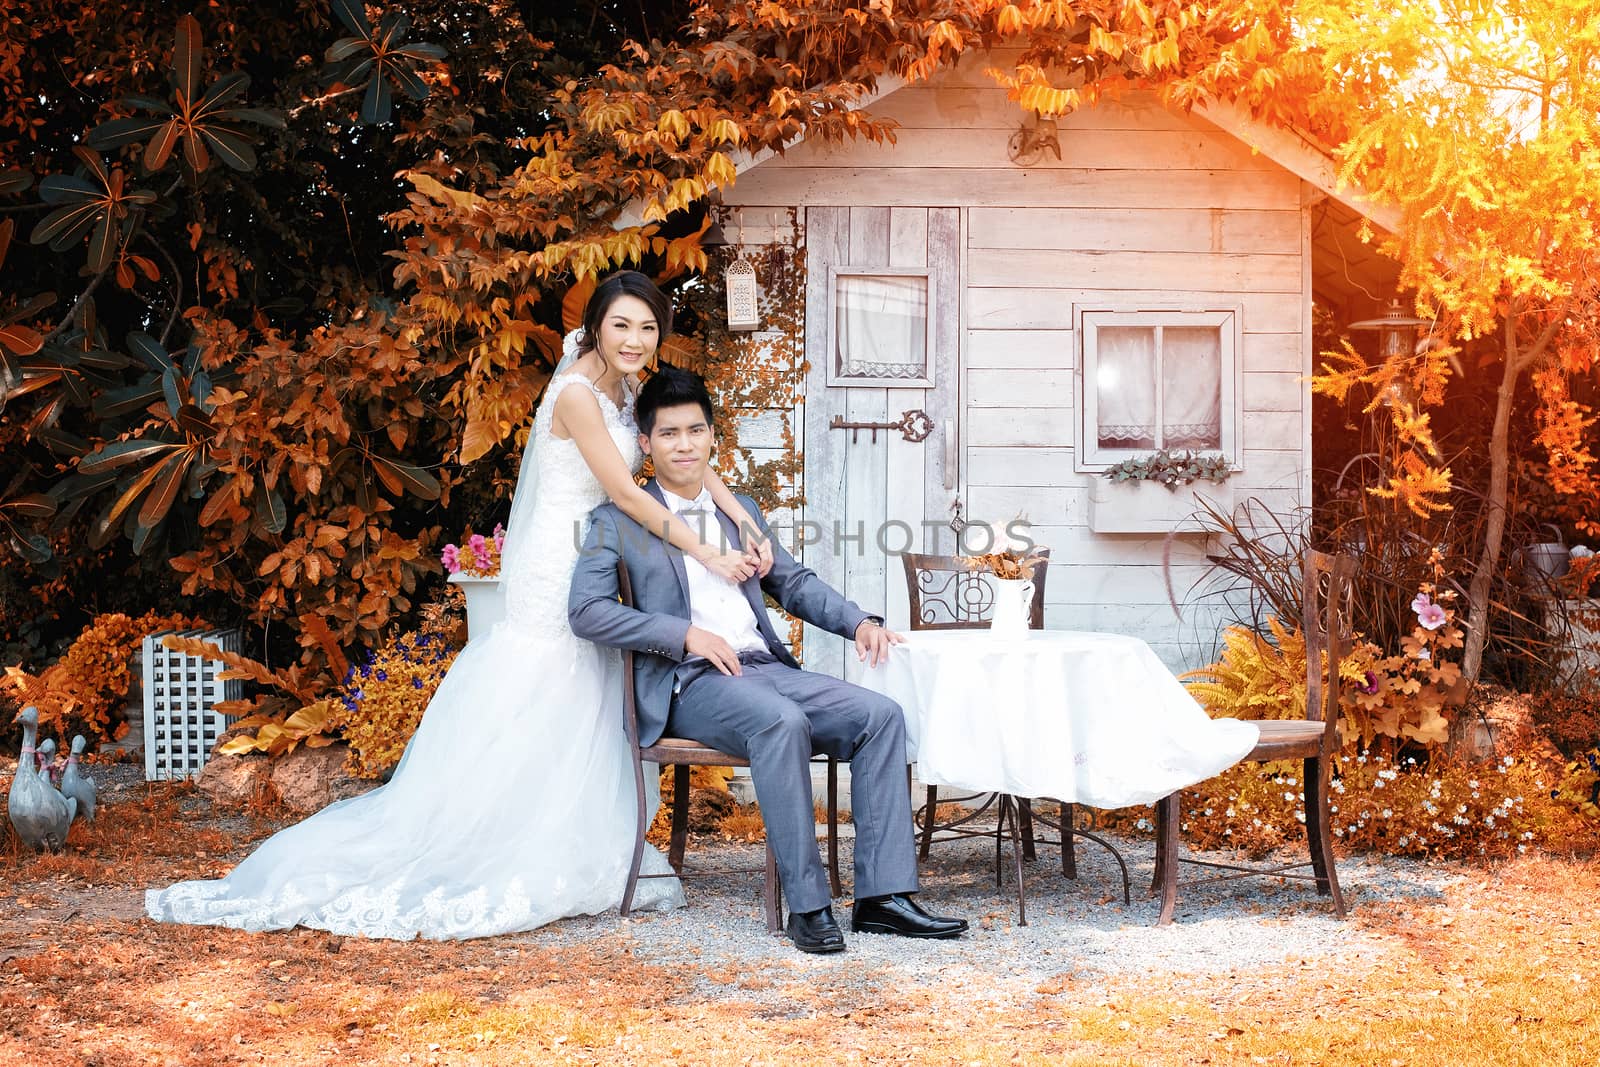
top-left (721, 58), bottom-right (1311, 670)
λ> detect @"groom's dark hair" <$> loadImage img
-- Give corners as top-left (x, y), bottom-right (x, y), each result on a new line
top-left (636, 365), bottom-right (715, 436)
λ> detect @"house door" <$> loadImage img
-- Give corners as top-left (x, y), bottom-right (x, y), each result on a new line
top-left (801, 206), bottom-right (962, 681)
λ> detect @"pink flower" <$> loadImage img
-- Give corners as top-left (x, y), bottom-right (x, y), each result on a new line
top-left (1411, 592), bottom-right (1433, 615)
top-left (468, 533), bottom-right (487, 553)
top-left (1416, 602), bottom-right (1448, 630)
top-left (492, 524), bottom-right (506, 552)
top-left (441, 544), bottom-right (461, 574)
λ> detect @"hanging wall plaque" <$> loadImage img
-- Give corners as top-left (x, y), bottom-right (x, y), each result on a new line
top-left (725, 257), bottom-right (759, 331)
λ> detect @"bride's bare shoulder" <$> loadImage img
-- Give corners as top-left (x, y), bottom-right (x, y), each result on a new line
top-left (549, 376), bottom-right (606, 440)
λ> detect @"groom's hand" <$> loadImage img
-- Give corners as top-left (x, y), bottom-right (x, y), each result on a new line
top-left (685, 626), bottom-right (743, 676)
top-left (854, 619), bottom-right (903, 668)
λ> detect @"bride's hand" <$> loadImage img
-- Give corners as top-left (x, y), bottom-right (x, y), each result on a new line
top-left (701, 549), bottom-right (756, 583)
top-left (748, 537), bottom-right (774, 578)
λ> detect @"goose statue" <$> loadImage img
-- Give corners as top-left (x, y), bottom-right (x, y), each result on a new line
top-left (8, 707), bottom-right (75, 851)
top-left (36, 737), bottom-right (59, 785)
top-left (61, 735), bottom-right (97, 823)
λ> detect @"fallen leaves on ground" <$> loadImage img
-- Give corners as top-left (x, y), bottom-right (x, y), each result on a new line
top-left (3, 781), bottom-right (1600, 1064)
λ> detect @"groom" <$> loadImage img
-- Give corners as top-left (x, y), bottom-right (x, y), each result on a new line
top-left (569, 366), bottom-right (967, 953)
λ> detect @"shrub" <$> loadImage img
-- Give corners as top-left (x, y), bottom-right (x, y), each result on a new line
top-left (325, 620), bottom-right (459, 780)
top-left (2, 610), bottom-right (202, 745)
top-left (1107, 749), bottom-right (1590, 862)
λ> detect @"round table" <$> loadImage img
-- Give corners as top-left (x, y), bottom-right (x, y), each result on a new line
top-left (860, 629), bottom-right (1259, 809)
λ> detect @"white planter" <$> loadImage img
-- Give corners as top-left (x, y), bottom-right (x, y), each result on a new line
top-left (448, 573), bottom-right (506, 640)
top-left (1088, 479), bottom-right (1234, 534)
top-left (1550, 597), bottom-right (1600, 692)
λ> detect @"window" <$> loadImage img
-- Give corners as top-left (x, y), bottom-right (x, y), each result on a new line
top-left (1076, 308), bottom-right (1240, 470)
top-left (827, 267), bottom-right (934, 388)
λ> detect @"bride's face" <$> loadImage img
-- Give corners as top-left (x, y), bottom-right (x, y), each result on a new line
top-left (591, 294), bottom-right (660, 377)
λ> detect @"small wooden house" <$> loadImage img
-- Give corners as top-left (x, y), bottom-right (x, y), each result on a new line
top-left (698, 53), bottom-right (1399, 679)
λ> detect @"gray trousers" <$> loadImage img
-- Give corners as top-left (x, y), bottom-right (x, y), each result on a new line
top-left (670, 651), bottom-right (919, 914)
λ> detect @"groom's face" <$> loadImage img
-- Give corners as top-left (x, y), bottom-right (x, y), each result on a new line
top-left (640, 402), bottom-right (713, 492)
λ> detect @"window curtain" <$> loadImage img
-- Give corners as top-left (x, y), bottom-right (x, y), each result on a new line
top-left (1161, 327), bottom-right (1222, 449)
top-left (835, 274), bottom-right (927, 379)
top-left (1095, 326), bottom-right (1156, 448)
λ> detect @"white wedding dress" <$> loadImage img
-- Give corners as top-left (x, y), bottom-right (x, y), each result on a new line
top-left (146, 371), bottom-right (684, 939)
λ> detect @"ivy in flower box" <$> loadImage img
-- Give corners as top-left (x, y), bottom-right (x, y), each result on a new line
top-left (1102, 449), bottom-right (1232, 490)
top-left (1090, 450), bottom-right (1235, 533)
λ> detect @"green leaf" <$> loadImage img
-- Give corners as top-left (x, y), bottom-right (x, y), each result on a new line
top-left (137, 451), bottom-right (192, 529)
top-left (197, 71), bottom-right (251, 113)
top-left (128, 331), bottom-right (175, 372)
top-left (176, 403), bottom-right (214, 437)
top-left (7, 531), bottom-right (51, 563)
top-left (331, 0), bottom-right (372, 36)
top-left (93, 380), bottom-right (164, 418)
top-left (389, 63), bottom-right (430, 102)
top-left (395, 42), bottom-right (447, 62)
top-left (190, 369), bottom-right (214, 408)
top-left (360, 74), bottom-right (393, 125)
top-left (161, 366), bottom-right (183, 414)
top-left (85, 116), bottom-right (173, 152)
top-left (200, 126), bottom-right (257, 171)
top-left (173, 14), bottom-right (203, 104)
top-left (121, 94), bottom-right (176, 114)
top-left (30, 203), bottom-right (100, 249)
top-left (371, 456), bottom-right (440, 500)
top-left (325, 36), bottom-right (369, 63)
top-left (36, 174), bottom-right (100, 203)
top-left (34, 427), bottom-right (89, 456)
top-left (0, 168), bottom-right (32, 195)
top-left (214, 107), bottom-right (286, 130)
top-left (86, 213), bottom-right (116, 273)
top-left (143, 118), bottom-right (182, 173)
top-left (1, 493), bottom-right (57, 520)
top-left (377, 11), bottom-right (411, 48)
top-left (77, 438), bottom-right (179, 475)
top-left (255, 483), bottom-right (287, 534)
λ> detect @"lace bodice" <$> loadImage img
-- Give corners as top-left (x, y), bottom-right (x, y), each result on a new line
top-left (503, 372), bottom-right (641, 631)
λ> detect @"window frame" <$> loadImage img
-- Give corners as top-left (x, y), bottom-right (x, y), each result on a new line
top-left (1074, 304), bottom-right (1243, 473)
top-left (825, 265), bottom-right (937, 389)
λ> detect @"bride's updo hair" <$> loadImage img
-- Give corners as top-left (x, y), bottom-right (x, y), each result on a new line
top-left (576, 271), bottom-right (674, 354)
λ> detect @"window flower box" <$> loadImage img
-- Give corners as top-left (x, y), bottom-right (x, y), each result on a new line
top-left (1088, 478), bottom-right (1234, 534)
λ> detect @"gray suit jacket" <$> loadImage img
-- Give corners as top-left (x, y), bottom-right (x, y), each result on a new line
top-left (568, 480), bottom-right (877, 746)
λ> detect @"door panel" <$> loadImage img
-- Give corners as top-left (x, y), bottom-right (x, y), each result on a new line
top-left (803, 205), bottom-right (962, 680)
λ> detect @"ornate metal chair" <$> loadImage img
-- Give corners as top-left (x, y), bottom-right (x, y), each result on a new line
top-left (1151, 549), bottom-right (1356, 923)
top-left (899, 551), bottom-right (1129, 923)
top-left (616, 561), bottom-right (841, 933)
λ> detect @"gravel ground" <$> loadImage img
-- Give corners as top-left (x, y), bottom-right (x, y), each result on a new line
top-left (508, 824), bottom-right (1454, 1009)
top-left (10, 760), bottom-right (1454, 1009)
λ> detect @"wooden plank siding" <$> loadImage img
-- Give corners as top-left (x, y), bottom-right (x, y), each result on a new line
top-left (724, 65), bottom-right (1310, 670)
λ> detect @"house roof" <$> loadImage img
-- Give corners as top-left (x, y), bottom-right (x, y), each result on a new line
top-left (619, 64), bottom-right (1402, 241)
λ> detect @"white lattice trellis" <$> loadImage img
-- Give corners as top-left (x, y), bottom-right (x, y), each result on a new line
top-left (142, 628), bottom-right (243, 781)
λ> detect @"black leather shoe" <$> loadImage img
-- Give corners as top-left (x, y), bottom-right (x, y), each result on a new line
top-left (851, 894), bottom-right (969, 938)
top-left (786, 907), bottom-right (847, 954)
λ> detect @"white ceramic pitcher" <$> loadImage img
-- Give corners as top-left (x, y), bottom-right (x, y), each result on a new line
top-left (988, 577), bottom-right (1034, 636)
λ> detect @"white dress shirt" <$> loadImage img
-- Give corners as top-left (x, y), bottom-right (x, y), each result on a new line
top-left (665, 486), bottom-right (768, 654)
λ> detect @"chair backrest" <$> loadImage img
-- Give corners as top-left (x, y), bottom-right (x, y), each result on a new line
top-left (1302, 549), bottom-right (1356, 749)
top-left (616, 560), bottom-right (644, 757)
top-left (901, 549), bottom-right (1050, 631)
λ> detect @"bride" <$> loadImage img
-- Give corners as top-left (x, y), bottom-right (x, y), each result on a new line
top-left (147, 271), bottom-right (773, 939)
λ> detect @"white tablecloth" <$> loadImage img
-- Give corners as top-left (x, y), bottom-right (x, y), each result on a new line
top-left (860, 630), bottom-right (1259, 808)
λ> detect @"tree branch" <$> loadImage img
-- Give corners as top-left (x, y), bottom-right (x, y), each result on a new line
top-left (142, 233), bottom-right (185, 346)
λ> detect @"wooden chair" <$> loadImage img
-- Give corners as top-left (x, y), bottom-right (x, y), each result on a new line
top-left (1152, 549), bottom-right (1356, 924)
top-left (615, 561), bottom-right (841, 934)
top-left (900, 551), bottom-right (1128, 923)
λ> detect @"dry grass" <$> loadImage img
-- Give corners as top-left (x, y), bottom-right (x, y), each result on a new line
top-left (5, 778), bottom-right (1600, 1064)
top-left (4, 842), bottom-right (1599, 1063)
